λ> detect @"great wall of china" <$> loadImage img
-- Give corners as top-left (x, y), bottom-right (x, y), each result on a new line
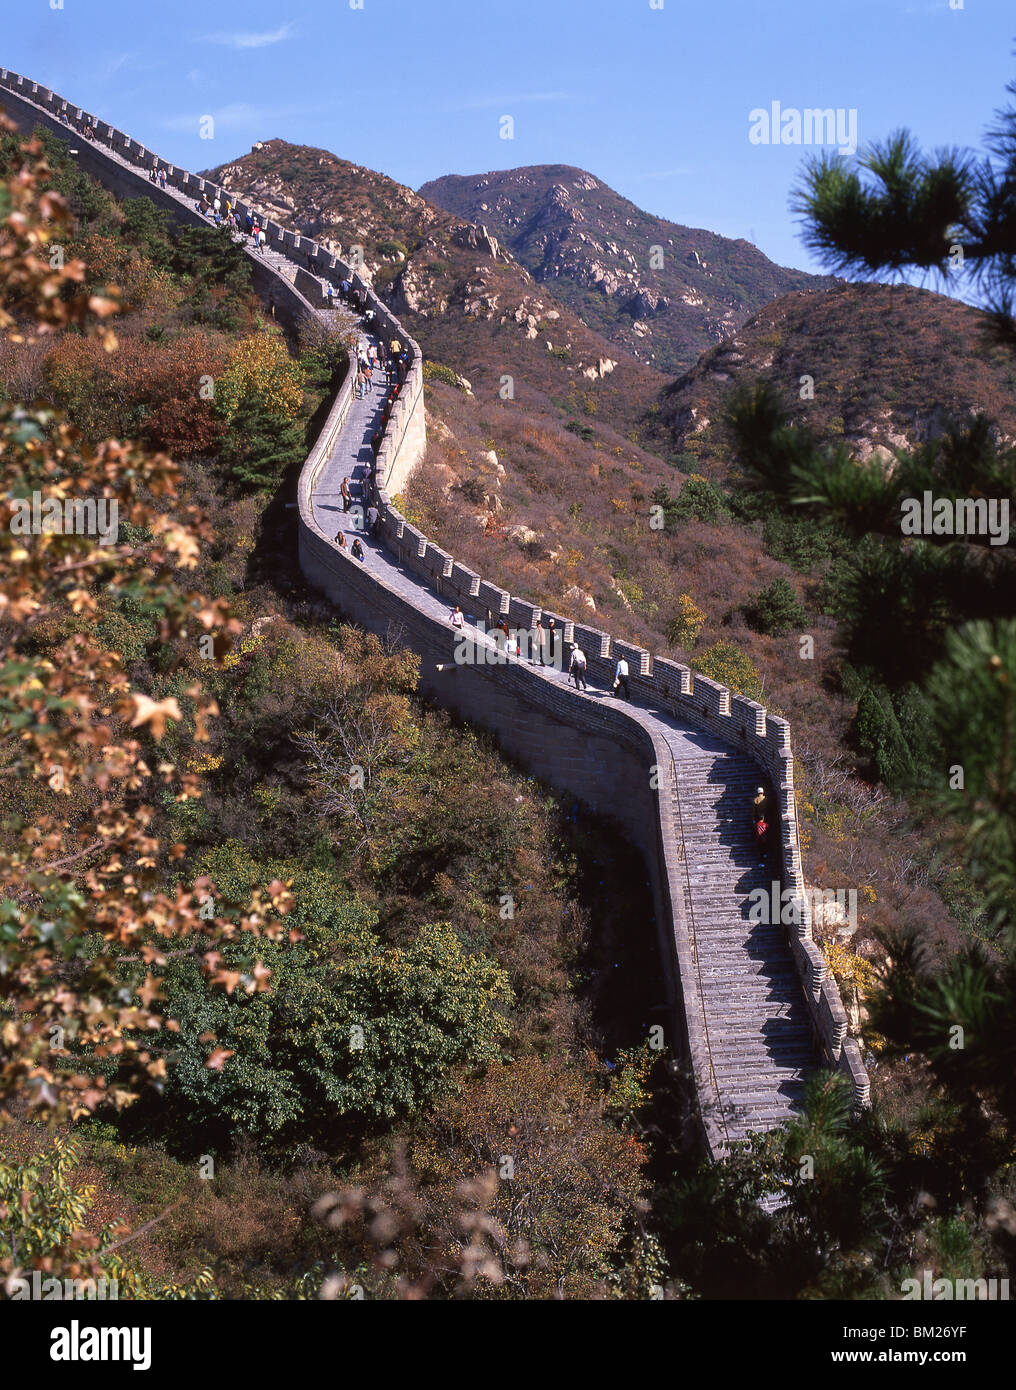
top-left (0, 69), bottom-right (870, 1158)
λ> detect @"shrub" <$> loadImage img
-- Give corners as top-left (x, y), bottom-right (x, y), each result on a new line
top-left (216, 333), bottom-right (304, 422)
top-left (672, 474), bottom-right (729, 523)
top-left (667, 593), bottom-right (707, 648)
top-left (423, 360), bottom-right (461, 388)
top-left (695, 642), bottom-right (764, 701)
top-left (744, 577), bottom-right (809, 636)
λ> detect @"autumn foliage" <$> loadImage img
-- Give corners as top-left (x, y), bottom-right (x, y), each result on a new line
top-left (43, 330), bottom-right (230, 454)
top-left (0, 117), bottom-right (294, 1181)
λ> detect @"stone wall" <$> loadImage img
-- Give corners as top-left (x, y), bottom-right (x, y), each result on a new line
top-left (0, 69), bottom-right (869, 1144)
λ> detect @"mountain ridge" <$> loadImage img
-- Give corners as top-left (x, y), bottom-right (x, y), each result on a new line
top-left (418, 162), bottom-right (835, 375)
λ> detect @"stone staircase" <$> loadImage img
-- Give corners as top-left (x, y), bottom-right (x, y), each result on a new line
top-left (258, 246), bottom-right (299, 284)
top-left (670, 748), bottom-right (814, 1144)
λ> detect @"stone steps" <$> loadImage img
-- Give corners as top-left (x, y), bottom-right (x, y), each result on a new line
top-left (666, 736), bottom-right (819, 1149)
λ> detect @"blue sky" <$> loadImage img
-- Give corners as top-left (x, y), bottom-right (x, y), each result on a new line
top-left (2, 0), bottom-right (1013, 276)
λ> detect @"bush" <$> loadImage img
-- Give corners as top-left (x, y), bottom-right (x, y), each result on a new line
top-left (423, 361), bottom-right (461, 389)
top-left (695, 642), bottom-right (764, 701)
top-left (744, 577), bottom-right (809, 636)
top-left (375, 239), bottom-right (408, 260)
top-left (667, 593), bottom-right (707, 648)
top-left (124, 861), bottom-right (513, 1151)
top-left (672, 474), bottom-right (729, 523)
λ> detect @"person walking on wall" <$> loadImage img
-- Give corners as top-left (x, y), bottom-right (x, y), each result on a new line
top-left (335, 531), bottom-right (347, 550)
top-left (351, 537), bottom-right (365, 562)
top-left (612, 656), bottom-right (630, 700)
top-left (569, 644), bottom-right (587, 690)
top-left (450, 605), bottom-right (465, 630)
top-left (537, 616), bottom-right (558, 667)
top-left (158, 167), bottom-right (167, 190)
top-left (366, 504), bottom-right (379, 539)
top-left (752, 786), bottom-right (770, 864)
top-left (341, 477), bottom-right (352, 512)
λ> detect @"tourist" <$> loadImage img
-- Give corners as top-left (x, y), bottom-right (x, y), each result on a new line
top-left (158, 167), bottom-right (167, 189)
top-left (390, 337), bottom-right (402, 358)
top-left (341, 477), bottom-right (352, 512)
top-left (569, 644), bottom-right (587, 690)
top-left (149, 166), bottom-right (157, 183)
top-left (752, 786), bottom-right (769, 827)
top-left (612, 655), bottom-right (630, 700)
top-left (367, 504), bottom-right (379, 538)
top-left (351, 537), bottom-right (365, 562)
top-left (354, 369), bottom-right (366, 399)
top-left (537, 616), bottom-right (558, 667)
top-left (335, 531), bottom-right (347, 550)
top-left (450, 605), bottom-right (465, 630)
top-left (371, 431), bottom-right (382, 459)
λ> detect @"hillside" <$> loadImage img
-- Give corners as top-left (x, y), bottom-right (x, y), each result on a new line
top-left (205, 141), bottom-right (667, 435)
top-left (647, 281), bottom-right (1016, 473)
top-left (418, 164), bottom-right (834, 375)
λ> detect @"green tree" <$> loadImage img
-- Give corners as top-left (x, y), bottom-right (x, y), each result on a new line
top-left (744, 576), bottom-right (808, 636)
top-left (695, 641), bottom-right (763, 701)
top-left (219, 399), bottom-right (306, 491)
top-left (124, 863), bottom-right (512, 1151)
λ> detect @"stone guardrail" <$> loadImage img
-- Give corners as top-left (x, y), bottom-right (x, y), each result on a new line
top-left (0, 68), bottom-right (870, 1146)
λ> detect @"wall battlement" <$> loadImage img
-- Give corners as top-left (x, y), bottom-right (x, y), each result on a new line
top-left (0, 69), bottom-right (869, 1151)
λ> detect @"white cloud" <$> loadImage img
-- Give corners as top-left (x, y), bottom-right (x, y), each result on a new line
top-left (199, 24), bottom-right (295, 50)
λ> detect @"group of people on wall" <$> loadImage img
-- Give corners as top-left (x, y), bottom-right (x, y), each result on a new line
top-left (446, 607), bottom-right (637, 698)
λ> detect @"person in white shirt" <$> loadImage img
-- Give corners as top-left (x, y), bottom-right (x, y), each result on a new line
top-left (569, 644), bottom-right (587, 690)
top-left (449, 605), bottom-right (464, 629)
top-left (613, 657), bottom-right (630, 700)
